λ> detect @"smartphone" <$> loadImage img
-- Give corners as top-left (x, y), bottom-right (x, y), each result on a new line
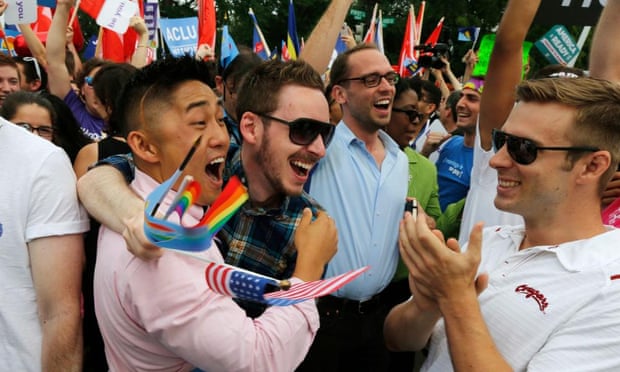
top-left (404, 199), bottom-right (418, 215)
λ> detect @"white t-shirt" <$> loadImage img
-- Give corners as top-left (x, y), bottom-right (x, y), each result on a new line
top-left (458, 122), bottom-right (522, 246)
top-left (423, 226), bottom-right (620, 372)
top-left (0, 119), bottom-right (89, 371)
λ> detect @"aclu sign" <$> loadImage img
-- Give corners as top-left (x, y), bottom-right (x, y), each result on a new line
top-left (160, 17), bottom-right (198, 57)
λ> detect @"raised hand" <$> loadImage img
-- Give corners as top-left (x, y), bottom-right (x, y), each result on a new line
top-left (293, 209), bottom-right (338, 281)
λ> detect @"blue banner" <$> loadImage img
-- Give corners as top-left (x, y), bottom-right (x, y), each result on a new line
top-left (160, 17), bottom-right (198, 57)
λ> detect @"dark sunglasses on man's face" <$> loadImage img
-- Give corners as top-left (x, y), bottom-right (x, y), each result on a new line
top-left (491, 129), bottom-right (599, 165)
top-left (257, 113), bottom-right (335, 147)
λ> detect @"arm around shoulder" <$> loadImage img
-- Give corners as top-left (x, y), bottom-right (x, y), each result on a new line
top-left (77, 163), bottom-right (142, 234)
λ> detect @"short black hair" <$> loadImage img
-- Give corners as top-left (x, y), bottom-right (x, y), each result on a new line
top-left (117, 55), bottom-right (216, 138)
top-left (13, 56), bottom-right (48, 90)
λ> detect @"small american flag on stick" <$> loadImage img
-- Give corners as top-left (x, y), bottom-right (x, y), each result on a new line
top-left (205, 262), bottom-right (368, 306)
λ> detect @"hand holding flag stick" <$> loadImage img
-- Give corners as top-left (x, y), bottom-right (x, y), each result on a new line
top-left (144, 135), bottom-right (248, 252)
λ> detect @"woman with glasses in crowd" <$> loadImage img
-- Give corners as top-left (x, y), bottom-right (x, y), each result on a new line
top-left (0, 91), bottom-right (91, 163)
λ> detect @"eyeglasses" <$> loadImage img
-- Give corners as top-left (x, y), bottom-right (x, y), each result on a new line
top-left (84, 76), bottom-right (94, 86)
top-left (392, 108), bottom-right (423, 123)
top-left (491, 129), bottom-right (599, 165)
top-left (16, 122), bottom-right (54, 138)
top-left (23, 57), bottom-right (41, 81)
top-left (256, 113), bottom-right (335, 147)
top-left (337, 71), bottom-right (400, 88)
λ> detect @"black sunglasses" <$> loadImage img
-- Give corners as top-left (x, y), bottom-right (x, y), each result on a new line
top-left (337, 71), bottom-right (400, 88)
top-left (257, 113), bottom-right (335, 147)
top-left (392, 108), bottom-right (423, 123)
top-left (491, 129), bottom-right (599, 165)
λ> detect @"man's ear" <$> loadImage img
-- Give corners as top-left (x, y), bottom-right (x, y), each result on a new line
top-left (332, 84), bottom-right (347, 105)
top-left (239, 111), bottom-right (261, 145)
top-left (30, 80), bottom-right (42, 91)
top-left (576, 151), bottom-right (611, 186)
top-left (127, 130), bottom-right (159, 164)
top-left (423, 102), bottom-right (437, 115)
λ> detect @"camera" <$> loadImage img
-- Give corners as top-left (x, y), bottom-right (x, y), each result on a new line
top-left (415, 43), bottom-right (451, 69)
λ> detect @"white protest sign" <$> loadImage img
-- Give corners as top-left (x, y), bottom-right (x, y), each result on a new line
top-left (5, 0), bottom-right (37, 25)
top-left (96, 0), bottom-right (139, 34)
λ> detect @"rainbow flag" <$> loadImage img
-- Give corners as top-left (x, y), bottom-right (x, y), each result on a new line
top-left (144, 174), bottom-right (248, 252)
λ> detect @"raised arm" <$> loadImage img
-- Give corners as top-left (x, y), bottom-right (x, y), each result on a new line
top-left (17, 24), bottom-right (48, 69)
top-left (129, 16), bottom-right (150, 68)
top-left (461, 49), bottom-right (477, 83)
top-left (478, 0), bottom-right (541, 150)
top-left (589, 1), bottom-right (620, 208)
top-left (46, 0), bottom-right (73, 99)
top-left (299, 0), bottom-right (353, 74)
top-left (589, 0), bottom-right (620, 81)
top-left (66, 26), bottom-right (83, 76)
top-left (441, 56), bottom-right (462, 91)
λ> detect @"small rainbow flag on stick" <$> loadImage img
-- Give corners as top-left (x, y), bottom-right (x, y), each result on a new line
top-left (144, 136), bottom-right (248, 252)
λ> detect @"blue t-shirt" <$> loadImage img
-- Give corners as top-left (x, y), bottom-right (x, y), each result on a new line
top-left (435, 136), bottom-right (473, 211)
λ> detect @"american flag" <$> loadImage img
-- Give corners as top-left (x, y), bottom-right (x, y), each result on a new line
top-left (205, 262), bottom-right (369, 307)
top-left (264, 267), bottom-right (369, 306)
top-left (205, 262), bottom-right (271, 303)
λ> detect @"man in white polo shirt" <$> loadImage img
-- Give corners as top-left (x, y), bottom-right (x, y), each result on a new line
top-left (384, 0), bottom-right (620, 370)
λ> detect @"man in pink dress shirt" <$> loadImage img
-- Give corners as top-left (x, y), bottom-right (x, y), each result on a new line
top-left (93, 56), bottom-right (337, 372)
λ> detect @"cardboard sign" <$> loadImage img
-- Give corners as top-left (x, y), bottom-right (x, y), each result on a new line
top-left (5, 0), bottom-right (37, 24)
top-left (97, 0), bottom-right (139, 34)
top-left (535, 25), bottom-right (579, 64)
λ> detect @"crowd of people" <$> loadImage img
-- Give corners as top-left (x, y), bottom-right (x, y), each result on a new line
top-left (1, 0), bottom-right (620, 371)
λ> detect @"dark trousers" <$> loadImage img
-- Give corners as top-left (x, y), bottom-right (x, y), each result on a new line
top-left (296, 295), bottom-right (390, 372)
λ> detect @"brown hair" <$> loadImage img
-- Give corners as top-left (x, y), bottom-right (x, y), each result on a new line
top-left (235, 59), bottom-right (324, 120)
top-left (329, 43), bottom-right (379, 86)
top-left (516, 77), bottom-right (620, 193)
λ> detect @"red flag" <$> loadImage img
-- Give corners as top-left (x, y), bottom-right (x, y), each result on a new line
top-left (101, 0), bottom-right (144, 62)
top-left (32, 6), bottom-right (53, 32)
top-left (424, 17), bottom-right (445, 47)
top-left (79, 0), bottom-right (106, 20)
top-left (101, 30), bottom-right (125, 62)
top-left (198, 0), bottom-right (216, 50)
top-left (281, 40), bottom-right (290, 62)
top-left (398, 6), bottom-right (415, 77)
top-left (363, 3), bottom-right (378, 44)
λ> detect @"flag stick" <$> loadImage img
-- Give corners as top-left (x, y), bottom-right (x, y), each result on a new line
top-left (68, 0), bottom-right (81, 28)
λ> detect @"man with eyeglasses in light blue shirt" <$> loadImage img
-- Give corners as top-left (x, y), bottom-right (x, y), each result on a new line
top-left (298, 43), bottom-right (408, 372)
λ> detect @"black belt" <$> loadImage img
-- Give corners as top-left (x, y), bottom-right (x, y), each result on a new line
top-left (317, 293), bottom-right (383, 315)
